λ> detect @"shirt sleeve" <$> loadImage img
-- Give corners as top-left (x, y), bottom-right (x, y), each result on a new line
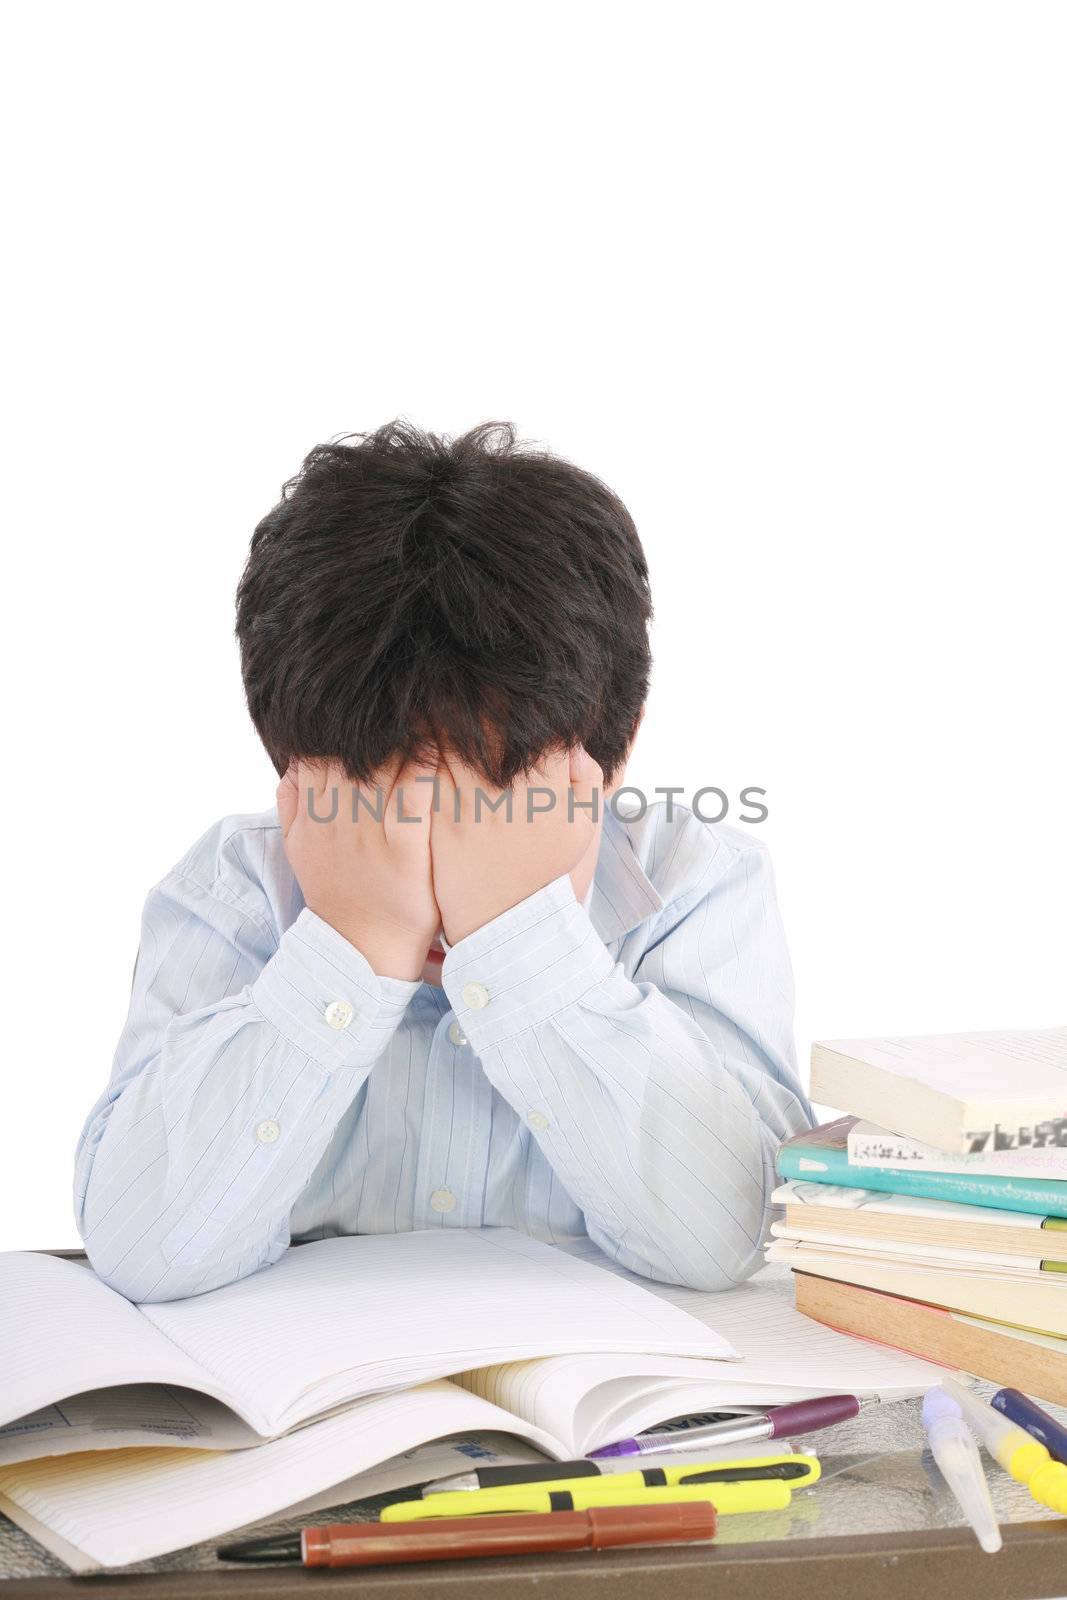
top-left (74, 871), bottom-right (418, 1302)
top-left (439, 845), bottom-right (812, 1291)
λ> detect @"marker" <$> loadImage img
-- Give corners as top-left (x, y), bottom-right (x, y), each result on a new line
top-left (991, 1387), bottom-right (1067, 1466)
top-left (217, 1503), bottom-right (717, 1566)
top-left (922, 1388), bottom-right (1001, 1554)
top-left (381, 1479), bottom-right (793, 1521)
top-left (423, 1453), bottom-right (817, 1495)
top-left (590, 1395), bottom-right (859, 1458)
top-left (942, 1379), bottom-right (1067, 1516)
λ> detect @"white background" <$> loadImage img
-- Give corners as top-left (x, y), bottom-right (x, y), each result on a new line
top-left (1, 3), bottom-right (1064, 1251)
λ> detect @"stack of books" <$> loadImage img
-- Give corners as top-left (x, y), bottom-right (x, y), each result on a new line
top-left (769, 1026), bottom-right (1067, 1402)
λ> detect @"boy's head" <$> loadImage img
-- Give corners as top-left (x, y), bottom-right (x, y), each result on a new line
top-left (236, 421), bottom-right (652, 789)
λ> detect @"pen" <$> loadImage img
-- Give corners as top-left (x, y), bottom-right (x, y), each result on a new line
top-left (991, 1387), bottom-right (1067, 1466)
top-left (942, 1378), bottom-right (1067, 1516)
top-left (381, 1478), bottom-right (794, 1521)
top-left (589, 1395), bottom-right (860, 1458)
top-left (217, 1503), bottom-right (717, 1567)
top-left (921, 1388), bottom-right (1002, 1554)
top-left (423, 1453), bottom-right (818, 1495)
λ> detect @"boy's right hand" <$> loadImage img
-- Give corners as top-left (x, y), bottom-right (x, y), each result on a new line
top-left (277, 758), bottom-right (440, 982)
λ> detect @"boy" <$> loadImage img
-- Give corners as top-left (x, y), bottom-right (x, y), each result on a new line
top-left (75, 421), bottom-right (811, 1302)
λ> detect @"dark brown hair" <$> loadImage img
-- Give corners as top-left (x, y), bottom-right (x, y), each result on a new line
top-left (236, 421), bottom-right (652, 787)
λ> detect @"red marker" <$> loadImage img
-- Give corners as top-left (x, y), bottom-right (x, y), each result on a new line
top-left (218, 1502), bottom-right (716, 1567)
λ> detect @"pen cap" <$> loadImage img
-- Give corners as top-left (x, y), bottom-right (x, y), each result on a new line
top-left (921, 1389), bottom-right (1002, 1555)
top-left (587, 1503), bottom-right (717, 1549)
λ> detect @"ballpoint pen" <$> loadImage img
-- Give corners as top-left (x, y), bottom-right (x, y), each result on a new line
top-left (942, 1378), bottom-right (1067, 1515)
top-left (589, 1395), bottom-right (859, 1458)
top-left (422, 1453), bottom-right (818, 1495)
top-left (381, 1478), bottom-right (794, 1521)
top-left (217, 1504), bottom-right (717, 1567)
top-left (922, 1388), bottom-right (1002, 1554)
top-left (991, 1387), bottom-right (1067, 1466)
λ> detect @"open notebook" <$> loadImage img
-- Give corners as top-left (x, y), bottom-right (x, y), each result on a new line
top-left (0, 1229), bottom-right (738, 1447)
top-left (0, 1236), bottom-right (943, 1569)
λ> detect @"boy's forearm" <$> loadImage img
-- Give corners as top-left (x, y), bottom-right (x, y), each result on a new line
top-left (440, 875), bottom-right (808, 1292)
top-left (76, 908), bottom-right (417, 1301)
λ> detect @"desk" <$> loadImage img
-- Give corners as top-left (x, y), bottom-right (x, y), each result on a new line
top-left (3, 1262), bottom-right (1066, 1598)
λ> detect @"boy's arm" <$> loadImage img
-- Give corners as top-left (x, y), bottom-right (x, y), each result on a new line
top-left (439, 832), bottom-right (812, 1292)
top-left (75, 762), bottom-right (436, 1303)
top-left (74, 873), bottom-right (419, 1302)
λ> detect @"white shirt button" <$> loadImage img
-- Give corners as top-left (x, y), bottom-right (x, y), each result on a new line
top-left (448, 1022), bottom-right (468, 1047)
top-left (430, 1187), bottom-right (457, 1213)
top-left (324, 999), bottom-right (354, 1031)
top-left (526, 1110), bottom-right (550, 1132)
top-left (461, 982), bottom-right (490, 1010)
top-left (255, 1119), bottom-right (281, 1144)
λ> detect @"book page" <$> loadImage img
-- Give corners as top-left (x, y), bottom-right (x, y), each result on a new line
top-left (463, 1246), bottom-right (942, 1451)
top-left (0, 1381), bottom-right (564, 1569)
top-left (769, 1222), bottom-right (1041, 1271)
top-left (773, 1178), bottom-right (1047, 1228)
top-left (141, 1228), bottom-right (736, 1435)
top-left (0, 1387), bottom-right (259, 1468)
top-left (0, 1254), bottom-right (212, 1432)
top-left (277, 1432), bottom-right (552, 1517)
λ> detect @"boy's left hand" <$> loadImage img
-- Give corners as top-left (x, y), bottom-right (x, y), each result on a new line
top-left (431, 747), bottom-right (604, 946)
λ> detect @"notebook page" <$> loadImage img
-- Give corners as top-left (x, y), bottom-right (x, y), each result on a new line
top-left (274, 1432), bottom-right (552, 1518)
top-left (0, 1381), bottom-right (565, 1569)
top-left (0, 1254), bottom-right (213, 1431)
top-left (0, 1387), bottom-right (259, 1468)
top-left (459, 1350), bottom-right (783, 1454)
top-left (141, 1228), bottom-right (736, 1435)
top-left (504, 1239), bottom-right (945, 1450)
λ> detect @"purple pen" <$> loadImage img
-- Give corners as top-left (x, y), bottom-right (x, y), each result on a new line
top-left (589, 1395), bottom-right (861, 1459)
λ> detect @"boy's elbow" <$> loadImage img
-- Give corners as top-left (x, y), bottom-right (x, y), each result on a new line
top-left (78, 1231), bottom-right (170, 1303)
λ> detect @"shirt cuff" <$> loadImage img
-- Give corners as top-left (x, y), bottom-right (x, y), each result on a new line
top-left (252, 908), bottom-right (419, 1070)
top-left (440, 875), bottom-right (615, 1050)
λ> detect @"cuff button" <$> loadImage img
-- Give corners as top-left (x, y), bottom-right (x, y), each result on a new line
top-left (324, 999), bottom-right (355, 1030)
top-left (255, 1119), bottom-right (281, 1144)
top-left (461, 982), bottom-right (490, 1010)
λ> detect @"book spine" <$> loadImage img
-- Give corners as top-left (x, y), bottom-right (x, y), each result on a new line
top-left (776, 1145), bottom-right (1067, 1219)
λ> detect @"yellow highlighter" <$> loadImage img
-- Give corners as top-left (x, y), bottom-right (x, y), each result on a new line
top-left (381, 1479), bottom-right (795, 1521)
top-left (422, 1452), bottom-right (817, 1496)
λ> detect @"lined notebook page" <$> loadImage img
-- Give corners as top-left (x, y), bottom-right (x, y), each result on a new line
top-left (0, 1381), bottom-right (563, 1570)
top-left (466, 1241), bottom-right (944, 1452)
top-left (0, 1255), bottom-right (208, 1431)
top-left (142, 1228), bottom-right (736, 1435)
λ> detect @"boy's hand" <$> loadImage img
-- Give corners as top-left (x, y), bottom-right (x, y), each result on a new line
top-left (431, 748), bottom-right (603, 946)
top-left (277, 758), bottom-right (440, 981)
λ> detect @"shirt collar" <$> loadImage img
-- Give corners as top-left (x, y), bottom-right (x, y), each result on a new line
top-left (586, 806), bottom-right (665, 945)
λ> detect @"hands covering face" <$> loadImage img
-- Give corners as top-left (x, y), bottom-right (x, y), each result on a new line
top-left (277, 747), bottom-right (606, 980)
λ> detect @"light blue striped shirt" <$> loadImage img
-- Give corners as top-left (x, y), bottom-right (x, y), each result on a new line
top-left (74, 802), bottom-right (811, 1302)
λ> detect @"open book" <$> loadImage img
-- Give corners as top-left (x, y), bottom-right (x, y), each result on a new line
top-left (0, 1229), bottom-right (739, 1449)
top-left (0, 1233), bottom-right (943, 1569)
